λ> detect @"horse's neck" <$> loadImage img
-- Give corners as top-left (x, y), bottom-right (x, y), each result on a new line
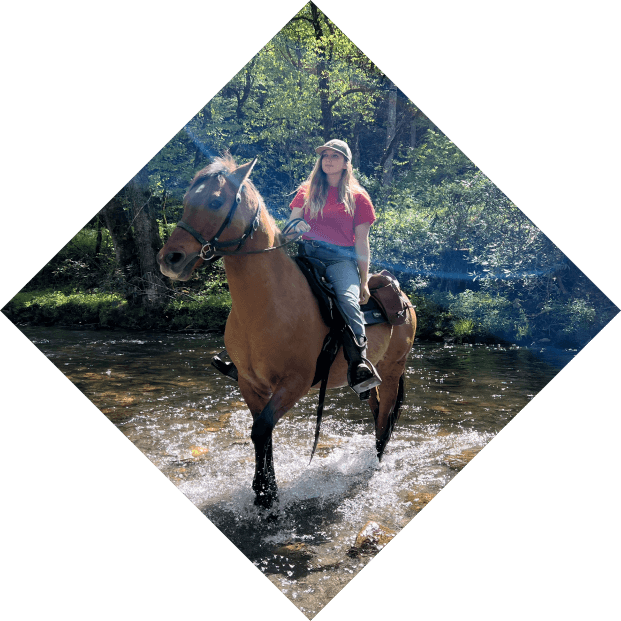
top-left (221, 207), bottom-right (325, 352)
top-left (222, 214), bottom-right (297, 316)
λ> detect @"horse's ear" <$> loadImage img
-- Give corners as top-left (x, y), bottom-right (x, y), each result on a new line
top-left (228, 157), bottom-right (258, 190)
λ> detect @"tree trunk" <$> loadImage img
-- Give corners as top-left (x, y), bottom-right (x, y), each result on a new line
top-left (128, 167), bottom-right (165, 306)
top-left (352, 119), bottom-right (362, 169)
top-left (94, 216), bottom-right (103, 258)
top-left (310, 3), bottom-right (333, 141)
top-left (99, 195), bottom-right (138, 282)
top-left (99, 168), bottom-right (165, 306)
top-left (382, 82), bottom-right (398, 187)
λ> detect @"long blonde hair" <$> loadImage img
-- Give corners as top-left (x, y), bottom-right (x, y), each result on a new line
top-left (297, 155), bottom-right (370, 220)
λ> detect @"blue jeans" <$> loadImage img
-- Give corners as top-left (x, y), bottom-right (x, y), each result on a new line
top-left (302, 241), bottom-right (365, 339)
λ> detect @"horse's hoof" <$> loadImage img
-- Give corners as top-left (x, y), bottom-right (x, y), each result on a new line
top-left (376, 438), bottom-right (388, 462)
top-left (254, 491), bottom-right (277, 510)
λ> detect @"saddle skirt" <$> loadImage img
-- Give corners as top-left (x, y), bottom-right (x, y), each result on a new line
top-left (367, 270), bottom-right (413, 326)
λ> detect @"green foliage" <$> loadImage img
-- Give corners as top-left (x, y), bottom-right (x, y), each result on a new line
top-left (7, 290), bottom-right (126, 327)
top-left (4, 288), bottom-right (232, 332)
top-left (25, 222), bottom-right (115, 292)
top-left (452, 318), bottom-right (476, 342)
top-left (164, 293), bottom-right (231, 331)
top-left (7, 3), bottom-right (616, 349)
top-left (439, 290), bottom-right (515, 340)
top-left (407, 129), bottom-right (475, 190)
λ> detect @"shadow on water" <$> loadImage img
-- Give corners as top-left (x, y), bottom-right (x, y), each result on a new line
top-left (202, 461), bottom-right (377, 577)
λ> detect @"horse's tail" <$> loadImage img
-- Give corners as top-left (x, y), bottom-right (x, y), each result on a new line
top-left (375, 371), bottom-right (405, 461)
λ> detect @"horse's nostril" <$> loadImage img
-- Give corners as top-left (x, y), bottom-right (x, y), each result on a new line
top-left (167, 252), bottom-right (185, 266)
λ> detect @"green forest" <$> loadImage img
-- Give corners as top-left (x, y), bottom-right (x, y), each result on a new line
top-left (4, 2), bottom-right (617, 349)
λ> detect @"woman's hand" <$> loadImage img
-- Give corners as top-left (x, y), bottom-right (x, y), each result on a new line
top-left (283, 219), bottom-right (310, 237)
top-left (284, 208), bottom-right (311, 236)
top-left (360, 281), bottom-right (371, 305)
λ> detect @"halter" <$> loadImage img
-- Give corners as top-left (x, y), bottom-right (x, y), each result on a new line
top-left (175, 157), bottom-right (304, 260)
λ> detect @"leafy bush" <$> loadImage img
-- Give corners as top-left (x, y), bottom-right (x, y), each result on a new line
top-left (6, 290), bottom-right (126, 326)
top-left (25, 225), bottom-right (115, 292)
top-left (442, 291), bottom-right (513, 336)
top-left (4, 289), bottom-right (232, 332)
top-left (164, 293), bottom-right (231, 331)
top-left (539, 298), bottom-right (598, 347)
top-left (420, 289), bottom-right (526, 343)
top-left (452, 318), bottom-right (475, 342)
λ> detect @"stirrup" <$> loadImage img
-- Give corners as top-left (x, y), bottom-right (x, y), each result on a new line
top-left (348, 360), bottom-right (381, 396)
top-left (211, 350), bottom-right (238, 382)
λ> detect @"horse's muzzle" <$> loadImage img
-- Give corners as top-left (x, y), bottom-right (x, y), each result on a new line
top-left (157, 249), bottom-right (199, 281)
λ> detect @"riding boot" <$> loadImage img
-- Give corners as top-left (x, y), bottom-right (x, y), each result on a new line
top-left (341, 326), bottom-right (382, 398)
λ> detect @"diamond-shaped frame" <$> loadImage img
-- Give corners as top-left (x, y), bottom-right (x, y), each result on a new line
top-left (3, 2), bottom-right (614, 618)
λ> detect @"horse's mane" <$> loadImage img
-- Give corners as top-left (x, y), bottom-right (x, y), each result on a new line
top-left (206, 152), bottom-right (237, 177)
top-left (188, 153), bottom-right (238, 192)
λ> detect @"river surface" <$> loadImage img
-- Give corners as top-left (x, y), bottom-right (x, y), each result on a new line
top-left (21, 326), bottom-right (570, 618)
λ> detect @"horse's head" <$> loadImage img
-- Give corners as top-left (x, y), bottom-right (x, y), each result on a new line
top-left (157, 154), bottom-right (258, 281)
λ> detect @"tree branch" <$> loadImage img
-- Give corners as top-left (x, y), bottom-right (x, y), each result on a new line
top-left (328, 87), bottom-right (374, 109)
top-left (379, 109), bottom-right (419, 169)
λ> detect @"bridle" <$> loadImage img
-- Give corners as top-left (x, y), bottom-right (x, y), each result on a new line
top-left (176, 157), bottom-right (262, 261)
top-left (175, 157), bottom-right (303, 261)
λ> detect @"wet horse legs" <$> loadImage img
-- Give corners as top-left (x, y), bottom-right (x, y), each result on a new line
top-left (250, 399), bottom-right (279, 508)
top-left (244, 382), bottom-right (307, 508)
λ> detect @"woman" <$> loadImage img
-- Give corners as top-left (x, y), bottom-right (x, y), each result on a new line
top-left (286, 139), bottom-right (381, 396)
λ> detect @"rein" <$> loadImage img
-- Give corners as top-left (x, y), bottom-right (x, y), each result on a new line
top-left (176, 158), bottom-right (305, 260)
top-left (224, 218), bottom-right (306, 257)
top-left (178, 158), bottom-right (328, 461)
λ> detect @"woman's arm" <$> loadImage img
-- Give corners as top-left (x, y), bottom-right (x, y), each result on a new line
top-left (288, 207), bottom-right (305, 223)
top-left (354, 222), bottom-right (372, 305)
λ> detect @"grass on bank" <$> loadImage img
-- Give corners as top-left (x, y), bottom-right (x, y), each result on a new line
top-left (4, 289), bottom-right (232, 332)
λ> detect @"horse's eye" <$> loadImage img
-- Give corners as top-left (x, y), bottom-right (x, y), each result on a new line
top-left (208, 199), bottom-right (223, 210)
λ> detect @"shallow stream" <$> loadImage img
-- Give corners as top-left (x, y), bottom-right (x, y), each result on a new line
top-left (23, 327), bottom-right (567, 618)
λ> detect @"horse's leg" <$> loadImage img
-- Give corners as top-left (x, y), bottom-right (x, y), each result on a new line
top-left (369, 386), bottom-right (380, 428)
top-left (245, 380), bottom-right (309, 508)
top-left (250, 413), bottom-right (276, 508)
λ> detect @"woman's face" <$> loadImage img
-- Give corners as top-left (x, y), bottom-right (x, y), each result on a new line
top-left (321, 149), bottom-right (347, 176)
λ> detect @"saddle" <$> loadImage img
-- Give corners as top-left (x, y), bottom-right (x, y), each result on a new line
top-left (294, 257), bottom-right (412, 328)
top-left (367, 270), bottom-right (413, 326)
top-left (295, 258), bottom-right (413, 380)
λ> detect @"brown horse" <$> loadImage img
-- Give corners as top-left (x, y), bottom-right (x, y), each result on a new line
top-left (157, 154), bottom-right (416, 508)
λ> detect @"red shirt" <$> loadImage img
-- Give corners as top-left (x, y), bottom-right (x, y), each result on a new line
top-left (289, 185), bottom-right (376, 246)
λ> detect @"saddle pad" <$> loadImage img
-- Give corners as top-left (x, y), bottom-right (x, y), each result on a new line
top-left (361, 297), bottom-right (387, 326)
